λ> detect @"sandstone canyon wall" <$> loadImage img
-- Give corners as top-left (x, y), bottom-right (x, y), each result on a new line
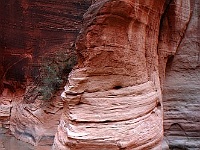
top-left (0, 0), bottom-right (199, 149)
top-left (0, 0), bottom-right (91, 147)
top-left (162, 0), bottom-right (200, 149)
top-left (53, 0), bottom-right (199, 149)
top-left (53, 0), bottom-right (166, 149)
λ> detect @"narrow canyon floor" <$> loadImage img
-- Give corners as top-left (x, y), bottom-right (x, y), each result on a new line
top-left (0, 126), bottom-right (171, 150)
top-left (0, 128), bottom-right (51, 150)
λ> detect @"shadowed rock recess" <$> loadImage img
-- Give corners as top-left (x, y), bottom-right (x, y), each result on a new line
top-left (0, 0), bottom-right (199, 149)
top-left (161, 0), bottom-right (200, 149)
top-left (0, 0), bottom-right (91, 148)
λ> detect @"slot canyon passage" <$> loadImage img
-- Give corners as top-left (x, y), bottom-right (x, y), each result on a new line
top-left (0, 0), bottom-right (199, 150)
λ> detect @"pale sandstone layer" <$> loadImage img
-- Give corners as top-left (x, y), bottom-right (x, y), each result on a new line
top-left (0, 97), bottom-right (12, 128)
top-left (10, 96), bottom-right (63, 146)
top-left (53, 0), bottom-right (166, 149)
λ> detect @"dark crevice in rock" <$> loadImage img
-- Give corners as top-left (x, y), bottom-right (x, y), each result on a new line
top-left (165, 55), bottom-right (174, 72)
top-left (157, 101), bottom-right (161, 110)
top-left (113, 85), bottom-right (123, 90)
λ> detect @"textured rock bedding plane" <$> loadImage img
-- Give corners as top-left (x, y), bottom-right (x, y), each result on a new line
top-left (53, 0), bottom-right (166, 149)
top-left (0, 0), bottom-right (91, 148)
top-left (0, 0), bottom-right (199, 149)
top-left (53, 0), bottom-right (199, 149)
top-left (162, 0), bottom-right (200, 149)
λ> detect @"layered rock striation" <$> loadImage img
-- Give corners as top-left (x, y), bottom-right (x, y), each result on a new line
top-left (0, 0), bottom-right (91, 147)
top-left (10, 97), bottom-right (63, 146)
top-left (1, 0), bottom-right (199, 149)
top-left (53, 0), bottom-right (167, 149)
top-left (0, 0), bottom-right (91, 93)
top-left (162, 0), bottom-right (200, 149)
top-left (0, 98), bottom-right (12, 128)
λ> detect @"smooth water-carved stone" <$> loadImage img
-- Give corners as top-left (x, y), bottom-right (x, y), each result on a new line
top-left (161, 0), bottom-right (200, 148)
top-left (10, 98), bottom-right (63, 146)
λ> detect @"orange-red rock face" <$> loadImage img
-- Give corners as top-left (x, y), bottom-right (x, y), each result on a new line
top-left (0, 0), bottom-right (91, 147)
top-left (0, 0), bottom-right (91, 93)
top-left (0, 0), bottom-right (199, 149)
top-left (53, 0), bottom-right (166, 149)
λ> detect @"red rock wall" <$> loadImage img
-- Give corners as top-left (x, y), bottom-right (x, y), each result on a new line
top-left (53, 0), bottom-right (166, 149)
top-left (53, 0), bottom-right (200, 149)
top-left (0, 0), bottom-right (91, 147)
top-left (0, 0), bottom-right (91, 93)
top-left (0, 0), bottom-right (199, 149)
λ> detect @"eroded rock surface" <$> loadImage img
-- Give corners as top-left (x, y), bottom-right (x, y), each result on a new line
top-left (162, 0), bottom-right (200, 149)
top-left (0, 0), bottom-right (91, 147)
top-left (0, 0), bottom-right (199, 149)
top-left (53, 0), bottom-right (167, 149)
top-left (0, 98), bottom-right (12, 128)
top-left (10, 96), bottom-right (63, 146)
top-left (0, 0), bottom-right (90, 90)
